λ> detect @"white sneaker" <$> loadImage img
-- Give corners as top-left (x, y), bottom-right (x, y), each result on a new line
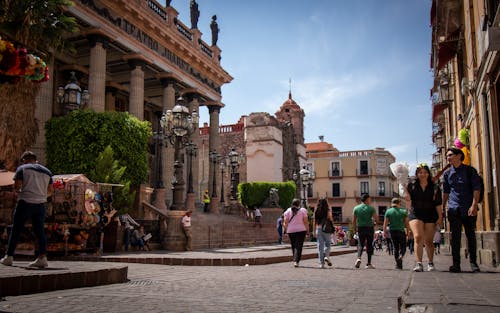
top-left (427, 263), bottom-right (435, 272)
top-left (365, 264), bottom-right (375, 269)
top-left (324, 257), bottom-right (332, 267)
top-left (413, 262), bottom-right (423, 272)
top-left (0, 255), bottom-right (13, 266)
top-left (354, 258), bottom-right (362, 268)
top-left (28, 255), bottom-right (48, 268)
top-left (293, 262), bottom-right (299, 268)
top-left (319, 263), bottom-right (325, 269)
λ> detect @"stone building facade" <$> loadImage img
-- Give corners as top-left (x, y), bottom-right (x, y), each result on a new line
top-left (198, 92), bottom-right (307, 206)
top-left (430, 0), bottom-right (500, 266)
top-left (306, 140), bottom-right (397, 224)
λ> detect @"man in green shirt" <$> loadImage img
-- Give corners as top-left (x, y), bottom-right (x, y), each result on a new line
top-left (383, 198), bottom-right (410, 269)
top-left (353, 194), bottom-right (379, 269)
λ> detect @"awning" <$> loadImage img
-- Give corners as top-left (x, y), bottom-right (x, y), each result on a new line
top-left (53, 174), bottom-right (94, 184)
top-left (0, 170), bottom-right (15, 186)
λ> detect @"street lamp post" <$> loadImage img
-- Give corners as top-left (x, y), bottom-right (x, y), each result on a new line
top-left (228, 148), bottom-right (240, 200)
top-left (57, 71), bottom-right (90, 114)
top-left (159, 96), bottom-right (198, 211)
top-left (299, 166), bottom-right (310, 209)
top-left (219, 159), bottom-right (226, 205)
top-left (209, 151), bottom-right (219, 198)
top-left (185, 142), bottom-right (197, 194)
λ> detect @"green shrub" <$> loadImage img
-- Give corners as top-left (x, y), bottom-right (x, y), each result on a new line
top-left (45, 110), bottom-right (152, 186)
top-left (238, 181), bottom-right (296, 209)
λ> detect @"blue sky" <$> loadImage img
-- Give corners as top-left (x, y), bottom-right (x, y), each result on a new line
top-left (162, 0), bottom-right (434, 168)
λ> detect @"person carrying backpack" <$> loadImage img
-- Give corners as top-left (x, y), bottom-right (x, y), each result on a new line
top-left (442, 147), bottom-right (482, 273)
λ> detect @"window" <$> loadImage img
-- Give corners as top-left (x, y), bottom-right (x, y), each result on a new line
top-left (378, 182), bottom-right (385, 196)
top-left (359, 160), bottom-right (368, 175)
top-left (332, 183), bottom-right (340, 197)
top-left (378, 206), bottom-right (387, 224)
top-left (331, 161), bottom-right (340, 176)
top-left (332, 207), bottom-right (342, 222)
top-left (360, 182), bottom-right (369, 195)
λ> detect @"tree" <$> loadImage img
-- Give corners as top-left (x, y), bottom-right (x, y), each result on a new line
top-left (90, 146), bottom-right (135, 214)
top-left (0, 0), bottom-right (77, 170)
top-left (0, 0), bottom-right (77, 51)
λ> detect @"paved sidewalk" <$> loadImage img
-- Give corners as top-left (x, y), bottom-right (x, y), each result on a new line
top-left (0, 243), bottom-right (499, 312)
top-left (0, 243), bottom-right (354, 297)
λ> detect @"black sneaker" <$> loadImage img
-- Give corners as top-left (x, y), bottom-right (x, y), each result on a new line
top-left (471, 263), bottom-right (480, 273)
top-left (396, 259), bottom-right (403, 269)
top-left (449, 265), bottom-right (461, 273)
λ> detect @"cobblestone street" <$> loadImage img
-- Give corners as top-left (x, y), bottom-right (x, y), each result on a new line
top-left (2, 246), bottom-right (498, 313)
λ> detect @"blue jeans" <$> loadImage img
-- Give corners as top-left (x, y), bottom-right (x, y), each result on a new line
top-left (7, 200), bottom-right (47, 256)
top-left (315, 228), bottom-right (331, 264)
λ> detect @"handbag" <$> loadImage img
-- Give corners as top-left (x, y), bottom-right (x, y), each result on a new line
top-left (321, 219), bottom-right (335, 233)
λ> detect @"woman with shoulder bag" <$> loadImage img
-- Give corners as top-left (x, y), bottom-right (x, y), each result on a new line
top-left (315, 198), bottom-right (334, 268)
top-left (283, 198), bottom-right (309, 267)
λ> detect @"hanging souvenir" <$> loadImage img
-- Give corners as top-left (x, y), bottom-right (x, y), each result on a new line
top-left (461, 146), bottom-right (471, 165)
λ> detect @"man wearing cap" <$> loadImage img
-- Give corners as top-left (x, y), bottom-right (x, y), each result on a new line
top-left (0, 151), bottom-right (53, 268)
top-left (442, 147), bottom-right (482, 273)
top-left (383, 198), bottom-right (410, 269)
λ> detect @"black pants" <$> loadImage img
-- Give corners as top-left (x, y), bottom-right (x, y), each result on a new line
top-left (357, 227), bottom-right (374, 264)
top-left (288, 231), bottom-right (307, 263)
top-left (390, 230), bottom-right (406, 261)
top-left (448, 211), bottom-right (477, 265)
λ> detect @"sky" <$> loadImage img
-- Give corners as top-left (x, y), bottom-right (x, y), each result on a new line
top-left (160, 0), bottom-right (435, 170)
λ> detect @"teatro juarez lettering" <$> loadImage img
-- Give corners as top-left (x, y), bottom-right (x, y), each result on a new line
top-left (81, 0), bottom-right (220, 93)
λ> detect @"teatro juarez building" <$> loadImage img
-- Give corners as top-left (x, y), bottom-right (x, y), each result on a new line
top-left (27, 0), bottom-right (233, 249)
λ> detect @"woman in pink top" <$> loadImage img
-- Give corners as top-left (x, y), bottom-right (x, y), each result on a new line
top-left (283, 198), bottom-right (309, 267)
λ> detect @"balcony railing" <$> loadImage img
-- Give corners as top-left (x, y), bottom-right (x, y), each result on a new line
top-left (356, 168), bottom-right (371, 176)
top-left (328, 169), bottom-right (343, 177)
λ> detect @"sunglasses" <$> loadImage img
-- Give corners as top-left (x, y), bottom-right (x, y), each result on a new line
top-left (417, 163), bottom-right (428, 168)
top-left (446, 153), bottom-right (456, 157)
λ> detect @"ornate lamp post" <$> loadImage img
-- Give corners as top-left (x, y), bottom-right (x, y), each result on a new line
top-left (219, 158), bottom-right (227, 206)
top-left (228, 148), bottom-right (240, 200)
top-left (185, 142), bottom-right (198, 194)
top-left (159, 96), bottom-right (198, 210)
top-left (299, 166), bottom-right (310, 208)
top-left (57, 71), bottom-right (90, 113)
top-left (209, 150), bottom-right (219, 198)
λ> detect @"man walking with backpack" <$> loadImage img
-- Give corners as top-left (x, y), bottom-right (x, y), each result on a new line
top-left (442, 147), bottom-right (482, 273)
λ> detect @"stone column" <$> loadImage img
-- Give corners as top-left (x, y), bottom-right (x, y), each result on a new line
top-left (160, 77), bottom-right (177, 207)
top-left (207, 105), bottom-right (221, 213)
top-left (88, 35), bottom-right (107, 112)
top-left (32, 60), bottom-right (54, 164)
top-left (128, 60), bottom-right (145, 120)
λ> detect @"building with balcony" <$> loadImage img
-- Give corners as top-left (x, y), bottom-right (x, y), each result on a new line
top-left (430, 0), bottom-right (500, 266)
top-left (305, 140), bottom-right (397, 224)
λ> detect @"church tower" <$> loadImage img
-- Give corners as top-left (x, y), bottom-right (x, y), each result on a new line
top-left (275, 91), bottom-right (305, 145)
top-left (275, 91), bottom-right (306, 182)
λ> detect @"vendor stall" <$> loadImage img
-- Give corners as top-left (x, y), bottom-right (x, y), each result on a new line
top-left (0, 173), bottom-right (119, 256)
top-left (47, 174), bottom-right (118, 255)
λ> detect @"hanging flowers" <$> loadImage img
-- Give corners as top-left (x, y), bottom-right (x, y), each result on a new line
top-left (0, 37), bottom-right (49, 84)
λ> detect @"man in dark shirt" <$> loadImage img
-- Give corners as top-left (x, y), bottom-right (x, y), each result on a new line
top-left (442, 147), bottom-right (481, 273)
